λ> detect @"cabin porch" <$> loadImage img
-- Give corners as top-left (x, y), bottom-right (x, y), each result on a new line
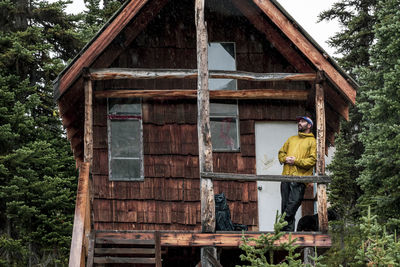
top-left (87, 230), bottom-right (331, 266)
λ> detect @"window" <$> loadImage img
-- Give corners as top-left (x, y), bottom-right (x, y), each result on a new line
top-left (108, 98), bottom-right (143, 181)
top-left (208, 42), bottom-right (240, 151)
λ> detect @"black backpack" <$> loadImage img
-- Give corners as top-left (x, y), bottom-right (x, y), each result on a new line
top-left (214, 193), bottom-right (234, 231)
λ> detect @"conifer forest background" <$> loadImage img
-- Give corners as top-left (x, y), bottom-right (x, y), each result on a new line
top-left (0, 0), bottom-right (399, 265)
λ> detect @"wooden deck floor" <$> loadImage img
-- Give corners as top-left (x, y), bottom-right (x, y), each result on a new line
top-left (94, 230), bottom-right (331, 248)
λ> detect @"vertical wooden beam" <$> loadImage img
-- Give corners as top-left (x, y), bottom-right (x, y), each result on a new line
top-left (303, 247), bottom-right (315, 266)
top-left (84, 77), bottom-right (93, 164)
top-left (195, 0), bottom-right (217, 265)
top-left (155, 231), bottom-right (162, 267)
top-left (315, 72), bottom-right (328, 232)
top-left (83, 76), bottom-right (93, 262)
top-left (69, 162), bottom-right (90, 267)
top-left (195, 0), bottom-right (215, 234)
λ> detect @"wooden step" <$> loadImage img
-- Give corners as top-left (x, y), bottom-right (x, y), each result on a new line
top-left (89, 231), bottom-right (162, 266)
top-left (96, 237), bottom-right (155, 245)
top-left (95, 247), bottom-right (156, 255)
top-left (94, 257), bottom-right (156, 264)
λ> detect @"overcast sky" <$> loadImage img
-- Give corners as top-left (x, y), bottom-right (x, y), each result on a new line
top-left (66, 0), bottom-right (340, 56)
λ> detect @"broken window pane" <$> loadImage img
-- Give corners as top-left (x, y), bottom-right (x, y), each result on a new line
top-left (210, 118), bottom-right (239, 151)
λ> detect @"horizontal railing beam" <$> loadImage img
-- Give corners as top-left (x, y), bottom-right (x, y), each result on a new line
top-left (89, 68), bottom-right (316, 82)
top-left (95, 89), bottom-right (308, 101)
top-left (201, 172), bottom-right (331, 183)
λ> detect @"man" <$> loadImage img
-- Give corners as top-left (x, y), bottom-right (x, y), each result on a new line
top-left (278, 116), bottom-right (316, 231)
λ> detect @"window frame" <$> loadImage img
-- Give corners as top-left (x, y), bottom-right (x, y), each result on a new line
top-left (208, 42), bottom-right (240, 152)
top-left (107, 98), bottom-right (144, 181)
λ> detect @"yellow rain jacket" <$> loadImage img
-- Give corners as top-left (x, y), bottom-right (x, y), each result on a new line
top-left (278, 132), bottom-right (317, 176)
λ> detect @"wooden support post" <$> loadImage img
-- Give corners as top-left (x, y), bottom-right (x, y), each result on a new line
top-left (304, 247), bottom-right (315, 266)
top-left (196, 0), bottom-right (215, 234)
top-left (315, 72), bottom-right (328, 232)
top-left (83, 76), bottom-right (93, 261)
top-left (84, 77), bottom-right (93, 165)
top-left (69, 163), bottom-right (90, 267)
top-left (196, 0), bottom-right (217, 265)
top-left (155, 231), bottom-right (162, 267)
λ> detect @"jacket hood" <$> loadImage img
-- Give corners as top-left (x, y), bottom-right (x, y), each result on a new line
top-left (298, 132), bottom-right (314, 138)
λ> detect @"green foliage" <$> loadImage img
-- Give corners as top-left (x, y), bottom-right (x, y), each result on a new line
top-left (355, 207), bottom-right (400, 266)
top-left (320, 0), bottom-right (378, 223)
top-left (320, 221), bottom-right (363, 266)
top-left (322, 208), bottom-right (400, 266)
top-left (0, 235), bottom-right (27, 266)
top-left (237, 212), bottom-right (325, 267)
top-left (319, 0), bottom-right (400, 265)
top-left (356, 0), bottom-right (400, 229)
top-left (318, 0), bottom-right (377, 76)
top-left (76, 0), bottom-right (124, 43)
top-left (0, 0), bottom-right (85, 265)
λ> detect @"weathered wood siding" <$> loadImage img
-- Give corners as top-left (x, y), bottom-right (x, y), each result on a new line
top-left (91, 0), bottom-right (310, 231)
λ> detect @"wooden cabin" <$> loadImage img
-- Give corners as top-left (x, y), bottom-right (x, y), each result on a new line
top-left (53, 0), bottom-right (357, 266)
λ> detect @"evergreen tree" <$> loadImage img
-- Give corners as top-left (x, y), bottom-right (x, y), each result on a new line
top-left (356, 0), bottom-right (400, 229)
top-left (0, 0), bottom-right (83, 264)
top-left (77, 0), bottom-right (124, 43)
top-left (319, 0), bottom-right (378, 222)
top-left (318, 0), bottom-right (377, 76)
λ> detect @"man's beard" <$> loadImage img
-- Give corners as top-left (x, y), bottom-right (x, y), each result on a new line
top-left (298, 125), bottom-right (306, 132)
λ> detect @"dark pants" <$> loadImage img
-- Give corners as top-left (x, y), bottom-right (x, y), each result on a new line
top-left (280, 182), bottom-right (306, 231)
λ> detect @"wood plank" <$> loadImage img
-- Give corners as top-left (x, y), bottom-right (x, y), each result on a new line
top-left (161, 232), bottom-right (331, 248)
top-left (86, 232), bottom-right (95, 267)
top-left (253, 0), bottom-right (356, 104)
top-left (89, 68), bottom-right (316, 81)
top-left (195, 0), bottom-right (215, 234)
top-left (93, 257), bottom-right (156, 264)
top-left (94, 231), bottom-right (332, 247)
top-left (95, 89), bottom-right (309, 100)
top-left (69, 162), bottom-right (90, 267)
top-left (155, 231), bottom-right (162, 267)
top-left (96, 237), bottom-right (155, 245)
top-left (84, 78), bottom-right (93, 165)
top-left (83, 78), bottom-right (93, 258)
top-left (94, 248), bottom-right (155, 254)
top-left (201, 172), bottom-right (331, 183)
top-left (57, 0), bottom-right (149, 97)
top-left (315, 80), bottom-right (328, 233)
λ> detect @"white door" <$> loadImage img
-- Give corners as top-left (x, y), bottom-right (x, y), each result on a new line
top-left (255, 121), bottom-right (302, 231)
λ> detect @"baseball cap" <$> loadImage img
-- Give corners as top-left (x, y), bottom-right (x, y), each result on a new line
top-left (296, 116), bottom-right (313, 127)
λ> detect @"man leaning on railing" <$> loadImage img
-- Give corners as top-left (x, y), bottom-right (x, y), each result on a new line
top-left (278, 116), bottom-right (316, 232)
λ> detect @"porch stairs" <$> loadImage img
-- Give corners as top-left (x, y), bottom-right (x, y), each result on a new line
top-left (87, 231), bottom-right (162, 266)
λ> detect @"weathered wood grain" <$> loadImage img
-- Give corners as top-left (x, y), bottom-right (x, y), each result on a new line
top-left (95, 89), bottom-right (309, 100)
top-left (201, 172), bottom-right (331, 183)
top-left (315, 80), bottom-right (328, 232)
top-left (89, 68), bottom-right (316, 81)
top-left (95, 231), bottom-right (331, 248)
top-left (69, 162), bottom-right (90, 267)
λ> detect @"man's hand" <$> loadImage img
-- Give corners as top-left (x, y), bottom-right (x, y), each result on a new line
top-left (285, 156), bottom-right (295, 165)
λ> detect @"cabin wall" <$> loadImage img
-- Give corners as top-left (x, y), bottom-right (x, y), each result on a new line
top-left (91, 0), bottom-right (310, 231)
